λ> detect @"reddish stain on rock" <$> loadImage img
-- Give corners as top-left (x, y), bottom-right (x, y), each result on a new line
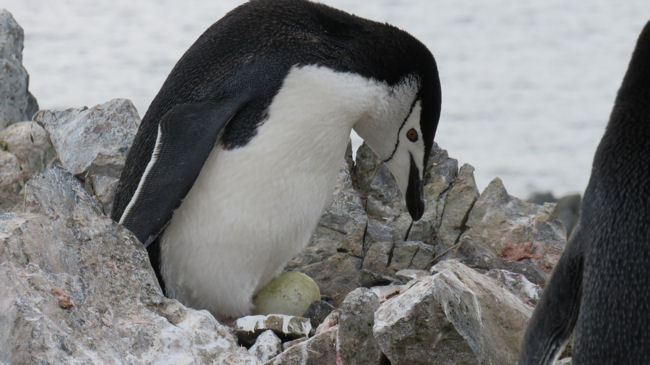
top-left (501, 241), bottom-right (535, 261)
top-left (50, 284), bottom-right (74, 309)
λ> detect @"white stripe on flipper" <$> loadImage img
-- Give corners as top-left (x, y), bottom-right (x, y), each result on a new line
top-left (119, 124), bottom-right (164, 226)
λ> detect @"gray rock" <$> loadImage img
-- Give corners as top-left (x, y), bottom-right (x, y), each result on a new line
top-left (351, 142), bottom-right (413, 244)
top-left (438, 164), bottom-right (480, 247)
top-left (527, 192), bottom-right (582, 237)
top-left (33, 99), bottom-right (140, 213)
top-left (267, 328), bottom-right (338, 365)
top-left (302, 299), bottom-right (335, 329)
top-left (0, 150), bottom-right (23, 212)
top-left (233, 314), bottom-right (312, 346)
top-left (248, 330), bottom-right (282, 363)
top-left (395, 269), bottom-right (430, 283)
top-left (373, 260), bottom-right (532, 365)
top-left (373, 274), bottom-right (478, 365)
top-left (351, 142), bottom-right (468, 245)
top-left (361, 241), bottom-right (445, 286)
top-left (292, 253), bottom-right (361, 306)
top-left (0, 121), bottom-right (56, 178)
top-left (314, 309), bottom-right (339, 335)
top-left (315, 160), bottom-right (367, 258)
top-left (288, 142), bottom-right (463, 305)
top-left (281, 337), bottom-right (308, 351)
top-left (407, 143), bottom-right (461, 242)
top-left (338, 288), bottom-right (383, 365)
top-left (455, 178), bottom-right (566, 280)
top-left (0, 10), bottom-right (38, 129)
top-left (352, 142), bottom-right (404, 217)
top-left (486, 268), bottom-right (541, 306)
top-left (368, 284), bottom-right (405, 302)
top-left (430, 260), bottom-right (533, 364)
top-left (0, 150), bottom-right (21, 193)
top-left (0, 166), bottom-right (255, 363)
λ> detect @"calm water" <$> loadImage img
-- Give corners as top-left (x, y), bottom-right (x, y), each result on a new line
top-left (2, 0), bottom-right (649, 197)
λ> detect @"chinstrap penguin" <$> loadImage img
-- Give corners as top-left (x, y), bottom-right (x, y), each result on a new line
top-left (111, 0), bottom-right (441, 320)
top-left (518, 20), bottom-right (650, 364)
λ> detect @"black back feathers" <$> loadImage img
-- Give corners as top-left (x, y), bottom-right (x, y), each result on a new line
top-left (519, 20), bottom-right (650, 365)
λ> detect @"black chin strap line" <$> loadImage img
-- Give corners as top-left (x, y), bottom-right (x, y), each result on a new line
top-left (382, 97), bottom-right (419, 164)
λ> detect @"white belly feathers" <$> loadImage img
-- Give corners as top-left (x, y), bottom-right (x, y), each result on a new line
top-left (159, 65), bottom-right (387, 318)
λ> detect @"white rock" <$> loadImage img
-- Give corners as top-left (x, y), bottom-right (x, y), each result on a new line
top-left (431, 260), bottom-right (533, 364)
top-left (268, 328), bottom-right (337, 365)
top-left (33, 98), bottom-right (140, 213)
top-left (0, 121), bottom-right (55, 178)
top-left (248, 330), bottom-right (282, 363)
top-left (0, 166), bottom-right (254, 363)
top-left (374, 260), bottom-right (533, 364)
top-left (233, 314), bottom-right (312, 346)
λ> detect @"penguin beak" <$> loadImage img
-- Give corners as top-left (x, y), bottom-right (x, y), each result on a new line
top-left (405, 155), bottom-right (424, 221)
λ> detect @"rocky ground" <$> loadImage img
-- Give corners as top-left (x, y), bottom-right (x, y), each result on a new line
top-left (0, 9), bottom-right (574, 364)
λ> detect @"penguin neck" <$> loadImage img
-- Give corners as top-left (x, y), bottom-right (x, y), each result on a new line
top-left (352, 75), bottom-right (420, 160)
top-left (260, 65), bottom-right (388, 167)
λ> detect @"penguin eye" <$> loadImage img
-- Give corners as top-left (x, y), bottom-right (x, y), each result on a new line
top-left (406, 128), bottom-right (418, 142)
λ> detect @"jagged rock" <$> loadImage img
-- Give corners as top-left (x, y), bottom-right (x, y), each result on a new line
top-left (373, 260), bottom-right (533, 365)
top-left (338, 288), bottom-right (383, 365)
top-left (0, 150), bottom-right (23, 212)
top-left (353, 142), bottom-right (404, 216)
top-left (303, 299), bottom-right (335, 329)
top-left (248, 330), bottom-right (282, 363)
top-left (486, 268), bottom-right (541, 306)
top-left (528, 192), bottom-right (581, 237)
top-left (407, 143), bottom-right (462, 242)
top-left (0, 122), bottom-right (55, 213)
top-left (233, 314), bottom-right (312, 346)
top-left (455, 178), bottom-right (566, 281)
top-left (0, 166), bottom-right (256, 363)
top-left (368, 284), bottom-right (405, 302)
top-left (0, 121), bottom-right (56, 178)
top-left (430, 260), bottom-right (533, 364)
top-left (361, 240), bottom-right (445, 286)
top-left (325, 161), bottom-right (367, 258)
top-left (267, 328), bottom-right (338, 365)
top-left (281, 337), bottom-right (308, 351)
top-left (438, 164), bottom-right (480, 247)
top-left (395, 269), bottom-right (430, 283)
top-left (288, 143), bottom-right (486, 304)
top-left (304, 253), bottom-right (362, 306)
top-left (33, 99), bottom-right (140, 213)
top-left (352, 142), bottom-right (471, 245)
top-left (0, 150), bottom-right (21, 193)
top-left (373, 274), bottom-right (477, 365)
top-left (314, 309), bottom-right (339, 335)
top-left (0, 10), bottom-right (38, 129)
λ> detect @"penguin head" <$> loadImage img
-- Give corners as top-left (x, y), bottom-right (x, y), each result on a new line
top-left (353, 71), bottom-right (441, 221)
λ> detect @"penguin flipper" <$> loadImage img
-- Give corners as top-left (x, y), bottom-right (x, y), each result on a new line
top-left (118, 100), bottom-right (242, 245)
top-left (518, 225), bottom-right (586, 365)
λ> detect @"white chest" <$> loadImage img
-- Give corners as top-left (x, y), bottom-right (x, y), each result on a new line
top-left (159, 65), bottom-right (383, 319)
